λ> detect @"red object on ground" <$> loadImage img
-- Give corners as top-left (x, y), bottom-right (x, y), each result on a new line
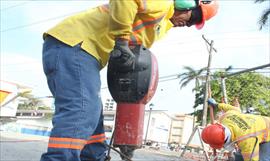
top-left (201, 123), bottom-right (225, 149)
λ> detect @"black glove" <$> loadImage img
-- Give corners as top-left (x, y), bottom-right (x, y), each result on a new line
top-left (109, 39), bottom-right (135, 72)
top-left (207, 98), bottom-right (218, 108)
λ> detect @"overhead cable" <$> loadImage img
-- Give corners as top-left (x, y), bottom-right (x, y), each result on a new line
top-left (1, 10), bottom-right (83, 32)
top-left (1, 1), bottom-right (32, 11)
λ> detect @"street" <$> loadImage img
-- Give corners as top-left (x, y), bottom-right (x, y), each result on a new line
top-left (0, 132), bottom-right (190, 161)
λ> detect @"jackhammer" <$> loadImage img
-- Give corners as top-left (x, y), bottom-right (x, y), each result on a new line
top-left (107, 45), bottom-right (158, 160)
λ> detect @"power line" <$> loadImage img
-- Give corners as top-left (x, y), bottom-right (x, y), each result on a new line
top-left (1, 10), bottom-right (83, 32)
top-left (225, 63), bottom-right (270, 77)
top-left (1, 5), bottom-right (269, 38)
top-left (0, 1), bottom-right (32, 11)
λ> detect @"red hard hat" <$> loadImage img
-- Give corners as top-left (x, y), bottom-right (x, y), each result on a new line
top-left (201, 123), bottom-right (225, 149)
top-left (196, 0), bottom-right (219, 29)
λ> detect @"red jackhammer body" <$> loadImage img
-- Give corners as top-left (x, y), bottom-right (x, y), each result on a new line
top-left (107, 45), bottom-right (158, 159)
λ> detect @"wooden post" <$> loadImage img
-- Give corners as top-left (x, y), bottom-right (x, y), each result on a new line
top-left (201, 35), bottom-right (216, 127)
top-left (201, 35), bottom-right (217, 161)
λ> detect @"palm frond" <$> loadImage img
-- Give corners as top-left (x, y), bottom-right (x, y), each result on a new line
top-left (183, 66), bottom-right (196, 72)
top-left (259, 9), bottom-right (270, 29)
top-left (255, 0), bottom-right (266, 3)
top-left (180, 81), bottom-right (190, 89)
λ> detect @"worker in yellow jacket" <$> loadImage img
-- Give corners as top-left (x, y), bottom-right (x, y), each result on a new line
top-left (202, 98), bottom-right (270, 161)
top-left (40, 1), bottom-right (219, 161)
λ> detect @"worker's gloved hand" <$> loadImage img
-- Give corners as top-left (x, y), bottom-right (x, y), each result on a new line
top-left (207, 98), bottom-right (218, 108)
top-left (109, 39), bottom-right (135, 72)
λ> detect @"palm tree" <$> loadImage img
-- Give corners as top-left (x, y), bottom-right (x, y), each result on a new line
top-left (178, 66), bottom-right (206, 128)
top-left (255, 0), bottom-right (270, 29)
top-left (18, 92), bottom-right (43, 110)
top-left (178, 66), bottom-right (206, 91)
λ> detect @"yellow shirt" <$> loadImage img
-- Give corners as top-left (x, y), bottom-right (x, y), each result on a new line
top-left (218, 103), bottom-right (270, 161)
top-left (45, 0), bottom-right (174, 68)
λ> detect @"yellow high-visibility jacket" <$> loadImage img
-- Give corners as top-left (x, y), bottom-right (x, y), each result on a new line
top-left (218, 103), bottom-right (270, 161)
top-left (45, 0), bottom-right (174, 68)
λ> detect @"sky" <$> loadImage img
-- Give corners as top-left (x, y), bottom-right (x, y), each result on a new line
top-left (1, 0), bottom-right (270, 114)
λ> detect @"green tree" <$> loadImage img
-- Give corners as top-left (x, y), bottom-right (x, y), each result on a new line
top-left (18, 92), bottom-right (43, 110)
top-left (178, 66), bottom-right (207, 126)
top-left (189, 71), bottom-right (270, 124)
top-left (210, 72), bottom-right (270, 116)
top-left (255, 0), bottom-right (270, 29)
top-left (178, 66), bottom-right (206, 91)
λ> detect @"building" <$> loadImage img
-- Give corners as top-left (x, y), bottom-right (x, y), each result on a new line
top-left (169, 114), bottom-right (194, 145)
top-left (102, 98), bottom-right (198, 147)
top-left (103, 98), bottom-right (115, 111)
top-left (0, 80), bottom-right (32, 118)
top-left (103, 110), bottom-right (116, 138)
top-left (143, 109), bottom-right (171, 146)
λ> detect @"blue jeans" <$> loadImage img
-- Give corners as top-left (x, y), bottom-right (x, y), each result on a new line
top-left (40, 36), bottom-right (107, 161)
top-left (235, 141), bottom-right (270, 161)
top-left (259, 141), bottom-right (270, 161)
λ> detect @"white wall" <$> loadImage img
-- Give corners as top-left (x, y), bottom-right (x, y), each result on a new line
top-left (143, 112), bottom-right (171, 144)
top-left (181, 116), bottom-right (193, 144)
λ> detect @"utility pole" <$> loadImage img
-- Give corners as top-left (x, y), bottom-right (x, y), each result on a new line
top-left (201, 35), bottom-right (217, 127)
top-left (144, 103), bottom-right (153, 144)
top-left (221, 77), bottom-right (228, 103)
